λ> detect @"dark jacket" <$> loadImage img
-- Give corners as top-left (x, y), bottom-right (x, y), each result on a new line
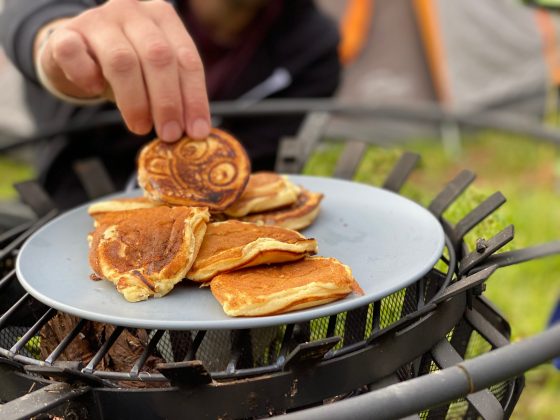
top-left (0, 0), bottom-right (340, 208)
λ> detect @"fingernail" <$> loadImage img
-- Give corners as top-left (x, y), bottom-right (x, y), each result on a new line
top-left (160, 121), bottom-right (182, 142)
top-left (132, 119), bottom-right (152, 135)
top-left (190, 118), bottom-right (210, 139)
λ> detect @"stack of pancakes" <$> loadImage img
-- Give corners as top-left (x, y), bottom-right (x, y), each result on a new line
top-left (220, 171), bottom-right (324, 231)
top-left (87, 128), bottom-right (361, 315)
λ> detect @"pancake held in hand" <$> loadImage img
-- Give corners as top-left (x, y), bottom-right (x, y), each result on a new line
top-left (241, 188), bottom-right (324, 230)
top-left (210, 256), bottom-right (363, 317)
top-left (89, 206), bottom-right (210, 302)
top-left (88, 197), bottom-right (164, 217)
top-left (138, 128), bottom-right (251, 211)
top-left (224, 172), bottom-right (301, 217)
top-left (187, 220), bottom-right (318, 282)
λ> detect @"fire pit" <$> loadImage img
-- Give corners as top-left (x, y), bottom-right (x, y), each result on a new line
top-left (1, 103), bottom-right (560, 419)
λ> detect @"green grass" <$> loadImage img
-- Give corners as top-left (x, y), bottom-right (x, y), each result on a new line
top-left (304, 131), bottom-right (560, 419)
top-left (0, 156), bottom-right (35, 200)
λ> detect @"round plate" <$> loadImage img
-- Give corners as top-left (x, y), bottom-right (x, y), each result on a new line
top-left (16, 175), bottom-right (444, 330)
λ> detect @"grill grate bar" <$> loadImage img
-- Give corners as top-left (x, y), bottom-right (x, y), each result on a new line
top-left (275, 324), bottom-right (295, 367)
top-left (45, 318), bottom-right (88, 365)
top-left (14, 182), bottom-right (56, 218)
top-left (92, 370), bottom-right (169, 382)
top-left (326, 314), bottom-right (337, 337)
top-left (454, 192), bottom-right (506, 241)
top-left (431, 339), bottom-right (504, 420)
top-left (328, 339), bottom-right (368, 359)
top-left (0, 382), bottom-right (91, 420)
top-left (417, 277), bottom-right (426, 309)
top-left (344, 306), bottom-right (369, 345)
top-left (371, 300), bottom-right (381, 333)
top-left (0, 268), bottom-right (16, 291)
top-left (433, 266), bottom-right (497, 306)
top-left (0, 220), bottom-right (34, 245)
top-left (465, 308), bottom-right (510, 348)
top-left (382, 152), bottom-right (420, 193)
top-left (0, 209), bottom-right (57, 261)
top-left (333, 140), bottom-right (367, 180)
top-left (9, 307), bottom-right (56, 354)
top-left (226, 329), bottom-right (251, 374)
top-left (212, 364), bottom-right (281, 380)
top-left (459, 225), bottom-right (514, 275)
top-left (184, 330), bottom-right (206, 361)
top-left (474, 241), bottom-right (560, 272)
top-left (0, 293), bottom-right (32, 330)
top-left (73, 158), bottom-right (116, 199)
top-left (428, 170), bottom-right (476, 217)
top-left (0, 350), bottom-right (42, 366)
top-left (130, 329), bottom-right (164, 377)
top-left (83, 326), bottom-right (124, 374)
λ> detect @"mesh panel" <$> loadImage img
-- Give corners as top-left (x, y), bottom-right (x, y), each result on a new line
top-left (309, 316), bottom-right (331, 341)
top-left (401, 283), bottom-right (419, 317)
top-left (380, 289), bottom-right (406, 329)
top-left (0, 327), bottom-right (28, 354)
top-left (464, 331), bottom-right (493, 360)
top-left (343, 306), bottom-right (370, 345)
top-left (416, 328), bottom-right (516, 419)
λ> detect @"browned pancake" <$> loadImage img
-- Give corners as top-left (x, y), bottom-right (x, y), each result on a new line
top-left (224, 172), bottom-right (300, 217)
top-left (210, 256), bottom-right (363, 317)
top-left (241, 188), bottom-right (323, 230)
top-left (137, 128), bottom-right (251, 211)
top-left (89, 206), bottom-right (210, 302)
top-left (88, 197), bottom-right (164, 217)
top-left (187, 220), bottom-right (317, 282)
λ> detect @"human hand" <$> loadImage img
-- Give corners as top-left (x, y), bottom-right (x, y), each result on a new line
top-left (34, 0), bottom-right (210, 142)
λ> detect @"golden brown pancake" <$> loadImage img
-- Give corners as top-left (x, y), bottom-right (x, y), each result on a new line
top-left (210, 256), bottom-right (363, 317)
top-left (88, 197), bottom-right (164, 217)
top-left (89, 206), bottom-right (210, 302)
top-left (137, 128), bottom-right (251, 211)
top-left (224, 172), bottom-right (300, 217)
top-left (241, 188), bottom-right (324, 230)
top-left (187, 220), bottom-right (318, 282)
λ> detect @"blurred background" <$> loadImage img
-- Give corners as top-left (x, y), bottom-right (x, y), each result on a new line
top-left (1, 0), bottom-right (559, 418)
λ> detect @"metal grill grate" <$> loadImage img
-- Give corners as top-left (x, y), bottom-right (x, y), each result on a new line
top-left (0, 144), bottom-right (558, 419)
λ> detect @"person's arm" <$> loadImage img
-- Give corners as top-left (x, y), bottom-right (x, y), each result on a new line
top-left (0, 0), bottom-right (96, 84)
top-left (0, 0), bottom-right (211, 142)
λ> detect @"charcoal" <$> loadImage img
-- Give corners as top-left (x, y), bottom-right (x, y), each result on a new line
top-left (40, 313), bottom-right (167, 388)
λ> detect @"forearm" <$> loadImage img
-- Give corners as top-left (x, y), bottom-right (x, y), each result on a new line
top-left (0, 0), bottom-right (97, 82)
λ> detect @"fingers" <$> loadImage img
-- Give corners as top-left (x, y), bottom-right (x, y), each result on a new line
top-left (38, 0), bottom-right (211, 141)
top-left (148, 2), bottom-right (211, 139)
top-left (86, 27), bottom-right (152, 135)
top-left (123, 16), bottom-right (184, 141)
top-left (42, 28), bottom-right (106, 98)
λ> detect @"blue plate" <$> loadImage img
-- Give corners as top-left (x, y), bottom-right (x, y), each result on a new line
top-left (16, 175), bottom-right (444, 330)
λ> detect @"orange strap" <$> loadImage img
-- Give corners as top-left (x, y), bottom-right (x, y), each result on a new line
top-left (535, 9), bottom-right (560, 85)
top-left (413, 0), bottom-right (451, 104)
top-left (338, 0), bottom-right (374, 66)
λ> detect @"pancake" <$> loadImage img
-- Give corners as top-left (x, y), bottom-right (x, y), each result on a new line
top-left (241, 188), bottom-right (324, 231)
top-left (88, 197), bottom-right (164, 217)
top-left (137, 128), bottom-right (251, 211)
top-left (224, 172), bottom-right (300, 217)
top-left (210, 256), bottom-right (363, 317)
top-left (89, 206), bottom-right (210, 302)
top-left (187, 220), bottom-right (318, 282)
